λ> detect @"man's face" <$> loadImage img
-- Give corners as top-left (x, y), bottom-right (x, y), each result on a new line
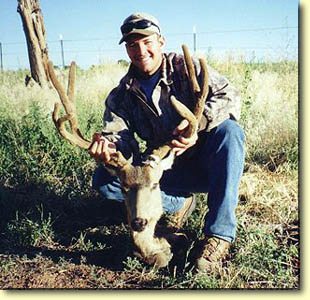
top-left (125, 34), bottom-right (165, 76)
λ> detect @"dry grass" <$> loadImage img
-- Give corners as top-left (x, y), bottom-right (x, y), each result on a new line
top-left (0, 164), bottom-right (298, 289)
top-left (0, 63), bottom-right (125, 119)
top-left (0, 58), bottom-right (299, 289)
top-left (238, 164), bottom-right (298, 225)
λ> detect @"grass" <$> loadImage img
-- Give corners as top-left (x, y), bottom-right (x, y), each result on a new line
top-left (0, 58), bottom-right (299, 289)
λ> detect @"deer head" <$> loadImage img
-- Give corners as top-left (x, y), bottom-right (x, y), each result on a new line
top-left (48, 45), bottom-right (209, 267)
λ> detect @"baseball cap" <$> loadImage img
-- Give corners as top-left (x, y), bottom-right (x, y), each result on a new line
top-left (119, 12), bottom-right (161, 44)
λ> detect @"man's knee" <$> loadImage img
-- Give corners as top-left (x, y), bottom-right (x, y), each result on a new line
top-left (92, 165), bottom-right (124, 201)
top-left (216, 119), bottom-right (245, 143)
top-left (92, 164), bottom-right (116, 190)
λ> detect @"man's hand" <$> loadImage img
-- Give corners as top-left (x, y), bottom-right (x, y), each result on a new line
top-left (88, 132), bottom-right (117, 163)
top-left (170, 119), bottom-right (198, 156)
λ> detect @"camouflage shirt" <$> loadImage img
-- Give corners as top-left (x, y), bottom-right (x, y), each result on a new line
top-left (102, 52), bottom-right (241, 159)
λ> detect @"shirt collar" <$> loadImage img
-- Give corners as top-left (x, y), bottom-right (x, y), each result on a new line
top-left (123, 53), bottom-right (173, 90)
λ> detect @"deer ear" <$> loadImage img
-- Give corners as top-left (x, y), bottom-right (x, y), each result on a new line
top-left (159, 150), bottom-right (175, 171)
top-left (144, 150), bottom-right (175, 171)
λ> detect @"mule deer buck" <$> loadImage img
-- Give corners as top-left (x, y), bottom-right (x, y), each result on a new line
top-left (47, 45), bottom-right (209, 268)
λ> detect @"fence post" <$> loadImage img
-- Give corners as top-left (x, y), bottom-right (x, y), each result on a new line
top-left (193, 25), bottom-right (197, 53)
top-left (59, 34), bottom-right (65, 68)
top-left (0, 42), bottom-right (3, 71)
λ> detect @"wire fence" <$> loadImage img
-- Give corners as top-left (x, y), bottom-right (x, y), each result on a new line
top-left (0, 26), bottom-right (298, 70)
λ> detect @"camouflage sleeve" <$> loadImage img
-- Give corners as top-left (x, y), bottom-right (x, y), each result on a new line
top-left (101, 89), bottom-right (140, 160)
top-left (203, 65), bottom-right (241, 131)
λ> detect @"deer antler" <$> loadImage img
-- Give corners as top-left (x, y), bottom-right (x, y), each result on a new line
top-left (181, 44), bottom-right (209, 135)
top-left (48, 61), bottom-right (91, 149)
top-left (48, 60), bottom-right (131, 172)
top-left (48, 44), bottom-right (209, 166)
top-left (151, 44), bottom-right (209, 159)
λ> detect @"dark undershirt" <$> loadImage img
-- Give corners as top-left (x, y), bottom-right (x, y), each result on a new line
top-left (137, 69), bottom-right (161, 103)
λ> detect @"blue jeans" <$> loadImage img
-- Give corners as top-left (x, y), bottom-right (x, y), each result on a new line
top-left (92, 119), bottom-right (245, 243)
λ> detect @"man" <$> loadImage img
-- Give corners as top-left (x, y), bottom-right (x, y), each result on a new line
top-left (89, 12), bottom-right (245, 272)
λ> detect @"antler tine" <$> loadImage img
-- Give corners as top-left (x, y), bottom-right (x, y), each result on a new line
top-left (150, 95), bottom-right (199, 160)
top-left (48, 60), bottom-right (130, 170)
top-left (170, 95), bottom-right (198, 138)
top-left (67, 61), bottom-right (75, 102)
top-left (193, 57), bottom-right (209, 121)
top-left (48, 61), bottom-right (79, 131)
top-left (48, 60), bottom-right (91, 149)
top-left (182, 44), bottom-right (209, 128)
top-left (182, 44), bottom-right (201, 95)
top-left (52, 103), bottom-right (90, 149)
top-left (151, 45), bottom-right (209, 160)
top-left (198, 57), bottom-right (209, 98)
top-left (66, 62), bottom-right (86, 141)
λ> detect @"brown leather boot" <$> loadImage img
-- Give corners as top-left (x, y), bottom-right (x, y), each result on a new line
top-left (194, 236), bottom-right (230, 272)
top-left (168, 195), bottom-right (196, 229)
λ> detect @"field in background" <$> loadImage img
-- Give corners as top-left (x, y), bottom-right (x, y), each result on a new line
top-left (0, 58), bottom-right (299, 289)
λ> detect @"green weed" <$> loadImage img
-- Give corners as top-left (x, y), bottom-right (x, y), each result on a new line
top-left (5, 206), bottom-right (55, 247)
top-left (0, 59), bottom-right (298, 289)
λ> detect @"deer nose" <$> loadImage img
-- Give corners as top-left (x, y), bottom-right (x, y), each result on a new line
top-left (131, 218), bottom-right (148, 232)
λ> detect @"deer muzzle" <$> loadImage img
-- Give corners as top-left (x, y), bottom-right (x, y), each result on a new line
top-left (131, 217), bottom-right (148, 232)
